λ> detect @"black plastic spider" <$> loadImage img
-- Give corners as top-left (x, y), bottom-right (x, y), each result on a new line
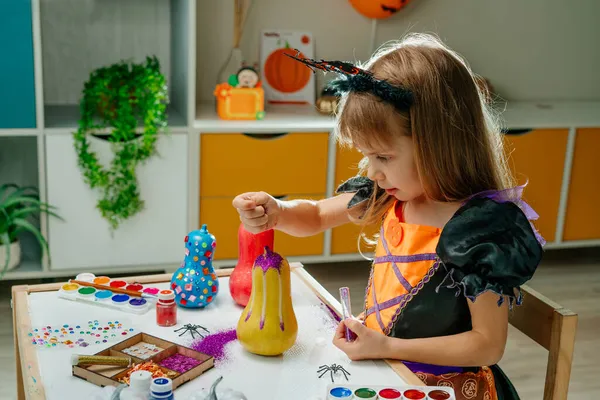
top-left (317, 363), bottom-right (351, 383)
top-left (174, 323), bottom-right (210, 339)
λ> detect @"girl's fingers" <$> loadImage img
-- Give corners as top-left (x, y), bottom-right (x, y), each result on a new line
top-left (242, 214), bottom-right (269, 227)
top-left (238, 206), bottom-right (265, 219)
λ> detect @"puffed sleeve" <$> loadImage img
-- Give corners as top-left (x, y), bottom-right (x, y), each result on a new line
top-left (335, 175), bottom-right (385, 209)
top-left (435, 197), bottom-right (544, 308)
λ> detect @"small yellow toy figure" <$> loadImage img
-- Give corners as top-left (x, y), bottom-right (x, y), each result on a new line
top-left (236, 246), bottom-right (298, 356)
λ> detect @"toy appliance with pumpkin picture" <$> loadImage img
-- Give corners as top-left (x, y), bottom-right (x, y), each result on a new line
top-left (214, 63), bottom-right (265, 121)
top-left (260, 30), bottom-right (315, 105)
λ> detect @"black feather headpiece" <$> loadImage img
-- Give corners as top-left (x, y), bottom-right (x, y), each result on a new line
top-left (284, 50), bottom-right (413, 112)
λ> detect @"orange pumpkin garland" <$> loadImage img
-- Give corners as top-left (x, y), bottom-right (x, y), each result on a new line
top-left (349, 0), bottom-right (412, 19)
top-left (264, 43), bottom-right (311, 94)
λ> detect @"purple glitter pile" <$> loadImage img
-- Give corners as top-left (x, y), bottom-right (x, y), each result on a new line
top-left (191, 329), bottom-right (237, 361)
top-left (159, 353), bottom-right (201, 373)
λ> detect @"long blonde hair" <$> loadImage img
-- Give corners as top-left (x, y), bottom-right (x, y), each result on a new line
top-left (335, 33), bottom-right (515, 233)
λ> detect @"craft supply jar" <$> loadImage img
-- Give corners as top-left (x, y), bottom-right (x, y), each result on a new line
top-left (156, 290), bottom-right (177, 327)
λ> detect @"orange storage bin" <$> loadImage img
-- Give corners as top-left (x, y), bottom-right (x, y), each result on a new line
top-left (214, 83), bottom-right (265, 120)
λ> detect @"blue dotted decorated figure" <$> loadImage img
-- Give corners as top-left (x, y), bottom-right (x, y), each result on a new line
top-left (170, 224), bottom-right (218, 308)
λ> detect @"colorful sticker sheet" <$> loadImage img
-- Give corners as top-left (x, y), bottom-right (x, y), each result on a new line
top-left (29, 320), bottom-right (136, 349)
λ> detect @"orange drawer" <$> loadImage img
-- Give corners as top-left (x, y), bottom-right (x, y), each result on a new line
top-left (563, 128), bottom-right (600, 241)
top-left (200, 132), bottom-right (328, 197)
top-left (199, 195), bottom-right (325, 261)
top-left (331, 144), bottom-right (379, 254)
top-left (503, 128), bottom-right (569, 242)
top-left (334, 144), bottom-right (364, 189)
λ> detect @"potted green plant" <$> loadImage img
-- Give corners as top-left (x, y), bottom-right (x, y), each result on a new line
top-left (73, 55), bottom-right (169, 230)
top-left (0, 184), bottom-right (63, 277)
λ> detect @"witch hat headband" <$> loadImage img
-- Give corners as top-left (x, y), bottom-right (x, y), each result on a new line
top-left (284, 49), bottom-right (413, 111)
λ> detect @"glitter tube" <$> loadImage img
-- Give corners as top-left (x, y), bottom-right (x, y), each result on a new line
top-left (339, 287), bottom-right (356, 342)
top-left (71, 354), bottom-right (131, 367)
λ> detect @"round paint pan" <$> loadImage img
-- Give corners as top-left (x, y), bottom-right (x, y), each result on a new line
top-left (143, 287), bottom-right (160, 296)
top-left (328, 386), bottom-right (353, 399)
top-left (427, 389), bottom-right (452, 400)
top-left (93, 276), bottom-right (111, 285)
top-left (126, 283), bottom-right (144, 292)
top-left (75, 272), bottom-right (96, 282)
top-left (94, 290), bottom-right (113, 302)
top-left (111, 294), bottom-right (130, 306)
top-left (60, 283), bottom-right (79, 296)
top-left (354, 388), bottom-right (377, 399)
top-left (77, 286), bottom-right (96, 299)
top-left (378, 388), bottom-right (402, 399)
top-left (403, 389), bottom-right (426, 400)
top-left (128, 298), bottom-right (148, 312)
top-left (109, 280), bottom-right (127, 289)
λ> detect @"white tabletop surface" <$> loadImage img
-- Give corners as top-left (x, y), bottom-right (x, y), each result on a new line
top-left (27, 269), bottom-right (407, 400)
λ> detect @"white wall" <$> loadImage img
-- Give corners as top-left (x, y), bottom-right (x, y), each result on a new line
top-left (41, 0), bottom-right (171, 105)
top-left (196, 0), bottom-right (600, 103)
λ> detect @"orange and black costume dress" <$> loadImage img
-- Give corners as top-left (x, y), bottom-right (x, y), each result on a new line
top-left (337, 176), bottom-right (545, 400)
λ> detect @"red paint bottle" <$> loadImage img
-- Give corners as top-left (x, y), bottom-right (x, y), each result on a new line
top-left (229, 223), bottom-right (274, 307)
top-left (156, 289), bottom-right (177, 327)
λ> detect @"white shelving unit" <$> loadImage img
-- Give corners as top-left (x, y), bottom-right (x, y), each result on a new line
top-left (1, 0), bottom-right (196, 280)
top-left (2, 0), bottom-right (600, 280)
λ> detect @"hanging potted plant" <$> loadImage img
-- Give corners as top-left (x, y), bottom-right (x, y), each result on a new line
top-left (0, 184), bottom-right (63, 277)
top-left (73, 55), bottom-right (168, 230)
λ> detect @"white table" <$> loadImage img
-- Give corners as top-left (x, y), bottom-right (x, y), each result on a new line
top-left (12, 264), bottom-right (421, 400)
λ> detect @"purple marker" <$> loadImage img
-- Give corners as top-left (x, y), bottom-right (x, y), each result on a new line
top-left (339, 287), bottom-right (357, 342)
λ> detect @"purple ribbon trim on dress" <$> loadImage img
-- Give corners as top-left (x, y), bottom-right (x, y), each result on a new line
top-left (379, 225), bottom-right (413, 292)
top-left (365, 295), bottom-right (405, 317)
top-left (402, 360), bottom-right (464, 376)
top-left (464, 182), bottom-right (546, 246)
top-left (374, 253), bottom-right (438, 264)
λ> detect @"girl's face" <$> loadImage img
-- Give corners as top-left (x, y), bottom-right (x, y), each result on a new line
top-left (357, 135), bottom-right (424, 202)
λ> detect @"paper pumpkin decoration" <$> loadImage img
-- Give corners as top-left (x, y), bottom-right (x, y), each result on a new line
top-left (170, 225), bottom-right (219, 308)
top-left (236, 247), bottom-right (298, 356)
top-left (260, 30), bottom-right (315, 104)
top-left (264, 44), bottom-right (311, 93)
top-left (349, 0), bottom-right (412, 19)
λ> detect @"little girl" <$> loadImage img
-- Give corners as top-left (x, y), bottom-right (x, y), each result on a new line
top-left (232, 33), bottom-right (544, 400)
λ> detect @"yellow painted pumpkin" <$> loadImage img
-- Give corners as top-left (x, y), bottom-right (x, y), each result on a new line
top-left (236, 247), bottom-right (298, 356)
top-left (349, 0), bottom-right (412, 19)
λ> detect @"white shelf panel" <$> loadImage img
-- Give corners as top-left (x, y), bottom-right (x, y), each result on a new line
top-left (195, 102), bottom-right (335, 133)
top-left (195, 101), bottom-right (600, 134)
top-left (497, 100), bottom-right (600, 129)
top-left (2, 260), bottom-right (44, 280)
top-left (0, 129), bottom-right (39, 137)
top-left (43, 104), bottom-right (187, 133)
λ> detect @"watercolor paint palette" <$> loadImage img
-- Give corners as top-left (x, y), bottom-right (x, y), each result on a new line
top-left (326, 384), bottom-right (456, 400)
top-left (72, 333), bottom-right (214, 390)
top-left (57, 273), bottom-right (161, 315)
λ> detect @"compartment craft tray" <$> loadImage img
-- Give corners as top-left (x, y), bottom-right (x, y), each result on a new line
top-left (72, 332), bottom-right (214, 390)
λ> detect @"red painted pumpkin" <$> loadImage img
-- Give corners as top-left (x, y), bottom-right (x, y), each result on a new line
top-left (264, 45), bottom-right (311, 93)
top-left (349, 0), bottom-right (412, 19)
top-left (229, 223), bottom-right (275, 307)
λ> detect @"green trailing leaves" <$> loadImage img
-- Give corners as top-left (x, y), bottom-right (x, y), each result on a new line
top-left (73, 55), bottom-right (169, 230)
top-left (0, 184), bottom-right (63, 278)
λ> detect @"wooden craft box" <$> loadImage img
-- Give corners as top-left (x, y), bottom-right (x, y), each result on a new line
top-left (72, 333), bottom-right (214, 389)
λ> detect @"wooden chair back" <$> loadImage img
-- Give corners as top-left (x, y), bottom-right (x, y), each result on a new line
top-left (508, 285), bottom-right (578, 400)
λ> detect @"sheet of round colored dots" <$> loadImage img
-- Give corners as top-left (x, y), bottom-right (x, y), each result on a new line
top-left (28, 320), bottom-right (137, 349)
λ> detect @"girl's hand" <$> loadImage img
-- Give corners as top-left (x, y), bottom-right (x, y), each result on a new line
top-left (232, 192), bottom-right (281, 233)
top-left (333, 318), bottom-right (391, 361)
